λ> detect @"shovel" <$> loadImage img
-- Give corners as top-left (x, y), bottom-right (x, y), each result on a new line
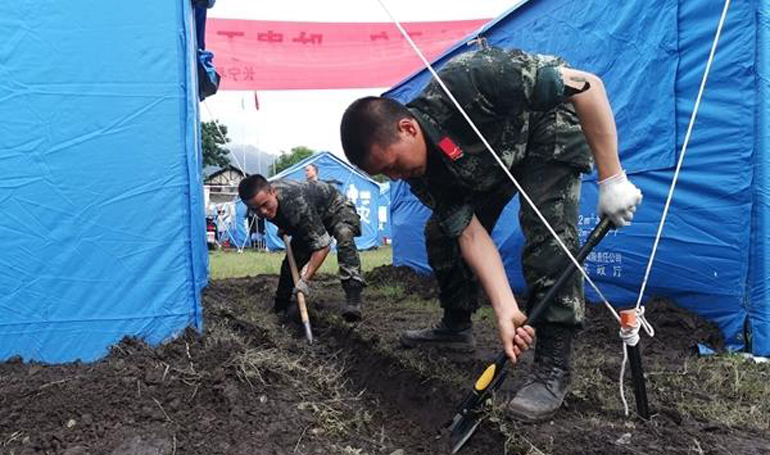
top-left (283, 234), bottom-right (314, 344)
top-left (449, 217), bottom-right (614, 453)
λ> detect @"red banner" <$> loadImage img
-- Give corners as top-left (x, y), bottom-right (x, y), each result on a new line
top-left (206, 19), bottom-right (489, 90)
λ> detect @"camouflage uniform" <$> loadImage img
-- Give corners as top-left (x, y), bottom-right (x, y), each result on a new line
top-left (270, 180), bottom-right (364, 303)
top-left (405, 46), bottom-right (593, 327)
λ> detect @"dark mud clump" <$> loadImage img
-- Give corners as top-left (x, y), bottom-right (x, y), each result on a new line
top-left (365, 265), bottom-right (438, 300)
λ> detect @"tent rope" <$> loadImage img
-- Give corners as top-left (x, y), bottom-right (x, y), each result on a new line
top-left (375, 0), bottom-right (620, 322)
top-left (634, 0), bottom-right (732, 311)
top-left (202, 99), bottom-right (248, 175)
top-left (237, 211), bottom-right (257, 253)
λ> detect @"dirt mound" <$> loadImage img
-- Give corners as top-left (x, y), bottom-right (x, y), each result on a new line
top-left (0, 296), bottom-right (388, 455)
top-left (585, 297), bottom-right (726, 356)
top-left (365, 265), bottom-right (438, 300)
top-left (2, 273), bottom-right (768, 455)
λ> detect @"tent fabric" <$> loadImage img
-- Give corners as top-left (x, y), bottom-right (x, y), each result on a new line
top-left (213, 200), bottom-right (245, 248)
top-left (206, 19), bottom-right (488, 90)
top-left (264, 152), bottom-right (381, 251)
top-left (216, 198), bottom-right (252, 249)
top-left (386, 0), bottom-right (769, 355)
top-left (750, 0), bottom-right (770, 357)
top-left (0, 2), bottom-right (207, 362)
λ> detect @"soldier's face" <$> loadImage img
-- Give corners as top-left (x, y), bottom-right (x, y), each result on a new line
top-left (305, 166), bottom-right (318, 181)
top-left (246, 188), bottom-right (278, 220)
top-left (365, 118), bottom-right (427, 180)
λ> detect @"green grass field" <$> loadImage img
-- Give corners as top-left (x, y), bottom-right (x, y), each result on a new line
top-left (208, 245), bottom-right (393, 279)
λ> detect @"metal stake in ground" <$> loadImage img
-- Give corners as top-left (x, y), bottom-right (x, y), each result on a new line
top-left (449, 217), bottom-right (615, 454)
top-left (283, 234), bottom-right (314, 344)
top-left (620, 309), bottom-right (650, 419)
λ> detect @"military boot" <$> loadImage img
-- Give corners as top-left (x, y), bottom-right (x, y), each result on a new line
top-left (341, 280), bottom-right (364, 322)
top-left (273, 296), bottom-right (300, 323)
top-left (399, 314), bottom-right (475, 352)
top-left (273, 296), bottom-right (291, 314)
top-left (507, 323), bottom-right (576, 422)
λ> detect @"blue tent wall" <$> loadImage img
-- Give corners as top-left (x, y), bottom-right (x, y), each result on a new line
top-left (233, 199), bottom-right (251, 248)
top-left (750, 0), bottom-right (770, 355)
top-left (264, 152), bottom-right (381, 251)
top-left (385, 0), bottom-right (769, 355)
top-left (0, 2), bottom-right (207, 362)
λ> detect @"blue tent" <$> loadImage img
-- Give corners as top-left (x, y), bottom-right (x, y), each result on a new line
top-left (378, 182), bottom-right (393, 244)
top-left (385, 0), bottom-right (770, 356)
top-left (214, 198), bottom-right (253, 249)
top-left (0, 2), bottom-right (207, 362)
top-left (264, 152), bottom-right (382, 251)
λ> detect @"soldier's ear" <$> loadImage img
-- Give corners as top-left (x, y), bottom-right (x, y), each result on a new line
top-left (397, 118), bottom-right (419, 137)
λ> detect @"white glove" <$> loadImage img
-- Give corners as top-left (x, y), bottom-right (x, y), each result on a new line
top-left (293, 278), bottom-right (311, 297)
top-left (597, 171), bottom-right (642, 227)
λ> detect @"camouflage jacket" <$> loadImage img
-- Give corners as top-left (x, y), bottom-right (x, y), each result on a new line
top-left (405, 46), bottom-right (593, 238)
top-left (271, 179), bottom-right (359, 250)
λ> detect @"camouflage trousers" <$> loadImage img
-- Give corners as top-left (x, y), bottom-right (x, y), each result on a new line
top-left (426, 159), bottom-right (584, 327)
top-left (276, 219), bottom-right (364, 301)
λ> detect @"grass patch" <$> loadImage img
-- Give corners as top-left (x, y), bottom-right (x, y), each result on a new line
top-left (374, 284), bottom-right (405, 301)
top-left (209, 246), bottom-right (393, 279)
top-left (232, 344), bottom-right (375, 444)
top-left (655, 355), bottom-right (770, 430)
top-left (565, 349), bottom-right (770, 433)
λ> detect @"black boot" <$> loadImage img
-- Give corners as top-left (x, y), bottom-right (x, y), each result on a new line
top-left (273, 297), bottom-right (291, 314)
top-left (273, 296), bottom-right (300, 323)
top-left (507, 323), bottom-right (575, 422)
top-left (399, 313), bottom-right (475, 352)
top-left (341, 280), bottom-right (364, 322)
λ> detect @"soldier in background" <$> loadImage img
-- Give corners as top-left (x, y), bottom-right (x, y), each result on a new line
top-left (238, 175), bottom-right (365, 322)
top-left (305, 163), bottom-right (319, 182)
top-left (340, 45), bottom-right (641, 421)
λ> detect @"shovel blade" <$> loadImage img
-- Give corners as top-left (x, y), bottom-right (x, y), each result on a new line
top-left (303, 322), bottom-right (314, 344)
top-left (449, 413), bottom-right (482, 454)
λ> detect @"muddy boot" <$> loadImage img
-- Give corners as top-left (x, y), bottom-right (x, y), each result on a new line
top-left (507, 323), bottom-right (575, 422)
top-left (399, 312), bottom-right (475, 352)
top-left (284, 301), bottom-right (301, 324)
top-left (273, 297), bottom-right (291, 314)
top-left (341, 280), bottom-right (364, 322)
top-left (274, 296), bottom-right (301, 323)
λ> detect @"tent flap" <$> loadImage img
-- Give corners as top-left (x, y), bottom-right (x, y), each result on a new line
top-left (0, 1), bottom-right (207, 362)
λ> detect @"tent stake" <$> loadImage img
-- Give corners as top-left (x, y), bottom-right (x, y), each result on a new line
top-left (620, 309), bottom-right (650, 419)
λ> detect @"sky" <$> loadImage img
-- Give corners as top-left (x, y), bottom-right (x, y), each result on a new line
top-left (200, 0), bottom-right (516, 160)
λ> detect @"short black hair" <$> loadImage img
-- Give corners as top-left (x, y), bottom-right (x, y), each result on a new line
top-left (238, 174), bottom-right (271, 202)
top-left (340, 96), bottom-right (414, 169)
top-left (306, 163), bottom-right (318, 172)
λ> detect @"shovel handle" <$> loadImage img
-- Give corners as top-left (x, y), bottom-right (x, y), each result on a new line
top-left (527, 217), bottom-right (614, 325)
top-left (283, 234), bottom-right (314, 344)
top-left (486, 218), bottom-right (615, 381)
top-left (450, 218), bottom-right (616, 453)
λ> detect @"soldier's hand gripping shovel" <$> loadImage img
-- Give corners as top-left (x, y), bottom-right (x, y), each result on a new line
top-left (448, 217), bottom-right (614, 453)
top-left (283, 234), bottom-right (314, 344)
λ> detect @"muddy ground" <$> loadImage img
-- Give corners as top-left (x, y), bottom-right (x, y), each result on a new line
top-left (2, 266), bottom-right (769, 455)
